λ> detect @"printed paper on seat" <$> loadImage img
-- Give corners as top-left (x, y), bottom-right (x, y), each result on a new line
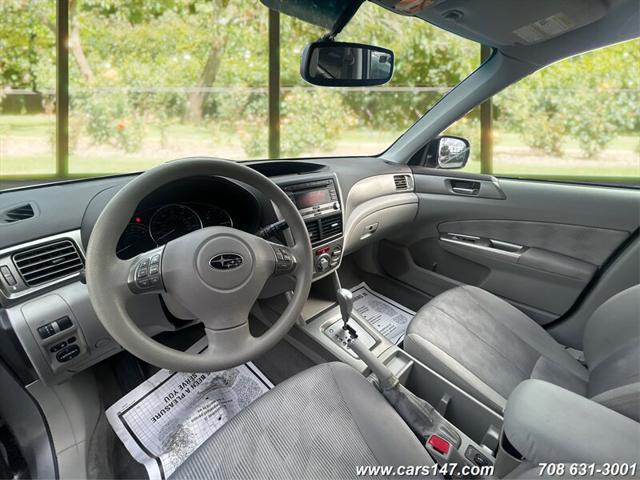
top-left (105, 336), bottom-right (272, 480)
top-left (350, 282), bottom-right (415, 345)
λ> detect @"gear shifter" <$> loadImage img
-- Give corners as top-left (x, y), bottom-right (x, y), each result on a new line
top-left (336, 288), bottom-right (353, 325)
top-left (336, 288), bottom-right (358, 337)
top-left (337, 287), bottom-right (398, 390)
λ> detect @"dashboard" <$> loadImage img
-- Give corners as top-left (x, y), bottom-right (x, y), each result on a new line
top-left (0, 158), bottom-right (416, 387)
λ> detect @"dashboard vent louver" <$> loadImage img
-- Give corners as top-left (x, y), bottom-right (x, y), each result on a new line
top-left (304, 219), bottom-right (321, 244)
top-left (1, 203), bottom-right (35, 223)
top-left (393, 175), bottom-right (410, 191)
top-left (320, 214), bottom-right (343, 239)
top-left (304, 213), bottom-right (343, 246)
top-left (12, 239), bottom-right (84, 287)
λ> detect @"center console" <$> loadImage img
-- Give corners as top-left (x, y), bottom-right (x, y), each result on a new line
top-left (280, 176), bottom-right (344, 279)
top-left (271, 273), bottom-right (504, 477)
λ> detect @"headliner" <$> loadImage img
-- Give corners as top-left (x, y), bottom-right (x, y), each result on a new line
top-left (371, 0), bottom-right (639, 67)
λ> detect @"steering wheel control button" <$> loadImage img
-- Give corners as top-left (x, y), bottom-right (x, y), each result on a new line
top-left (56, 344), bottom-right (81, 363)
top-left (136, 261), bottom-right (149, 279)
top-left (129, 247), bottom-right (165, 293)
top-left (274, 246), bottom-right (295, 274)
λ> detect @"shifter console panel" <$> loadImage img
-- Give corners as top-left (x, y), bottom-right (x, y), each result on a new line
top-left (324, 318), bottom-right (376, 357)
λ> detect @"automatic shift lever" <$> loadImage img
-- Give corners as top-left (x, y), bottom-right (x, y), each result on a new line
top-left (336, 288), bottom-right (353, 325)
top-left (336, 287), bottom-right (398, 389)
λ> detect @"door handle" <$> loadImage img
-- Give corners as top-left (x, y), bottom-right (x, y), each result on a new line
top-left (440, 233), bottom-right (526, 261)
top-left (447, 179), bottom-right (481, 196)
top-left (451, 186), bottom-right (477, 195)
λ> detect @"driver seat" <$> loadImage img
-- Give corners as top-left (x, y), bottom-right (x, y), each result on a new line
top-left (170, 362), bottom-right (435, 479)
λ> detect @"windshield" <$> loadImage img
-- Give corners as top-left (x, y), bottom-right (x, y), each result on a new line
top-left (0, 1), bottom-right (478, 182)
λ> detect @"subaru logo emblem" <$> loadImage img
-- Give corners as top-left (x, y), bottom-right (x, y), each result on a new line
top-left (209, 253), bottom-right (244, 271)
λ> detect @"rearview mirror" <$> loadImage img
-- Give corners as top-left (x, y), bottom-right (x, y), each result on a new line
top-left (301, 41), bottom-right (394, 87)
top-left (435, 136), bottom-right (470, 169)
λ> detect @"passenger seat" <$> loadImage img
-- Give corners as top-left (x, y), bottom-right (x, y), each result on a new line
top-left (404, 285), bottom-right (639, 420)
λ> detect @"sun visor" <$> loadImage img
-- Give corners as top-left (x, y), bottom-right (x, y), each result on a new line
top-left (260, 0), bottom-right (357, 29)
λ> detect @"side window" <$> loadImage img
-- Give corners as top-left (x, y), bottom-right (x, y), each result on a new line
top-left (451, 40), bottom-right (639, 184)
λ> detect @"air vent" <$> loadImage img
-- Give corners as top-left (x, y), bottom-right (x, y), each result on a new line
top-left (12, 239), bottom-right (84, 287)
top-left (394, 175), bottom-right (410, 191)
top-left (320, 214), bottom-right (343, 240)
top-left (1, 203), bottom-right (35, 223)
top-left (304, 219), bottom-right (321, 244)
top-left (304, 213), bottom-right (343, 246)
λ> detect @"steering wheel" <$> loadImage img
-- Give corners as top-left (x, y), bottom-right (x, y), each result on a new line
top-left (85, 158), bottom-right (313, 372)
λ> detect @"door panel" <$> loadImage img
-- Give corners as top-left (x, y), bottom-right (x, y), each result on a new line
top-left (380, 169), bottom-right (639, 325)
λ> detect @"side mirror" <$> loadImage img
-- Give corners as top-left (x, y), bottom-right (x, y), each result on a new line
top-left (434, 136), bottom-right (470, 169)
top-left (413, 136), bottom-right (471, 169)
top-left (301, 41), bottom-right (394, 87)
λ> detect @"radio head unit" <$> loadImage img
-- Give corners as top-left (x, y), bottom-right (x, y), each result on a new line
top-left (282, 178), bottom-right (340, 219)
top-left (281, 177), bottom-right (344, 277)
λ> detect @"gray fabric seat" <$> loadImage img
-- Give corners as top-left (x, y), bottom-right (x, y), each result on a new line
top-left (404, 285), bottom-right (640, 420)
top-left (170, 362), bottom-right (435, 479)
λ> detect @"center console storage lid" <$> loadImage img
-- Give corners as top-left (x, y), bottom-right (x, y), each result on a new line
top-left (504, 380), bottom-right (639, 465)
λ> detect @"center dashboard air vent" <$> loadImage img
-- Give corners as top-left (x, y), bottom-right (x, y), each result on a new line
top-left (393, 174), bottom-right (412, 191)
top-left (305, 213), bottom-right (343, 246)
top-left (0, 203), bottom-right (36, 223)
top-left (12, 239), bottom-right (84, 287)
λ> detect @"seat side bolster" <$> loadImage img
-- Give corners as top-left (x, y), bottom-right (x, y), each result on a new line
top-left (590, 382), bottom-right (640, 422)
top-left (583, 285), bottom-right (640, 369)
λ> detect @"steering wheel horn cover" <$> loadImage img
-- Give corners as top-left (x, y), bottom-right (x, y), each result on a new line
top-left (85, 157), bottom-right (313, 372)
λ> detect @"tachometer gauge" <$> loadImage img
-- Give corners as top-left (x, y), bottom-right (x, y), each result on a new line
top-left (200, 205), bottom-right (233, 228)
top-left (149, 204), bottom-right (203, 245)
top-left (116, 223), bottom-right (155, 258)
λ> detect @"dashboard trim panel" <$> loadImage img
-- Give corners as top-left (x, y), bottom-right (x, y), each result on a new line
top-left (0, 231), bottom-right (85, 307)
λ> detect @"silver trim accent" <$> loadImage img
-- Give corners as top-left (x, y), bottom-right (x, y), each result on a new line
top-left (440, 233), bottom-right (525, 260)
top-left (0, 230), bottom-right (85, 305)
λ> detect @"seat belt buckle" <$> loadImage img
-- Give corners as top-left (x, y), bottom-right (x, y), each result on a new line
top-left (427, 434), bottom-right (451, 455)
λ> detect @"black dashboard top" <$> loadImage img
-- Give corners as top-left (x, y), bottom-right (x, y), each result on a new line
top-left (0, 157), bottom-right (411, 252)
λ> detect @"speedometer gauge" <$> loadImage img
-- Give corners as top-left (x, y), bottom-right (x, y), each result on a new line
top-left (117, 223), bottom-right (155, 258)
top-left (149, 204), bottom-right (202, 245)
top-left (200, 205), bottom-right (233, 228)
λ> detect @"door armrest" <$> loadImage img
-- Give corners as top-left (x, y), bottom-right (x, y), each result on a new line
top-left (504, 380), bottom-right (639, 464)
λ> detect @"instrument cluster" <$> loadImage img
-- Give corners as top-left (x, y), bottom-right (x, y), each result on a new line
top-left (116, 202), bottom-right (234, 259)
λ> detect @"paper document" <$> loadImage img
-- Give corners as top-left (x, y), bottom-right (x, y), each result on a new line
top-left (105, 337), bottom-right (272, 480)
top-left (351, 282), bottom-right (415, 345)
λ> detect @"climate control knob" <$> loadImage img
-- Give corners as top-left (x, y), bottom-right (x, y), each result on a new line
top-left (315, 254), bottom-right (331, 273)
